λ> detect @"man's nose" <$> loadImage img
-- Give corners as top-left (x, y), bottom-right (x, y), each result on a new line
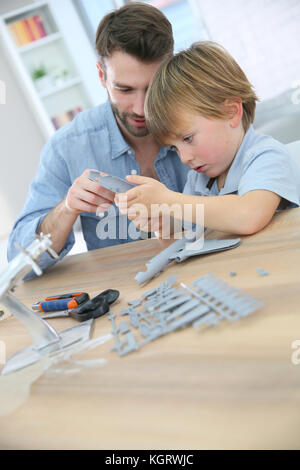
top-left (132, 92), bottom-right (146, 117)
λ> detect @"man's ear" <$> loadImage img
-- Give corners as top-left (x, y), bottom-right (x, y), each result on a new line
top-left (96, 61), bottom-right (106, 87)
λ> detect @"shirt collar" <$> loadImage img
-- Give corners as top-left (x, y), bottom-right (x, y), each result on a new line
top-left (156, 145), bottom-right (172, 161)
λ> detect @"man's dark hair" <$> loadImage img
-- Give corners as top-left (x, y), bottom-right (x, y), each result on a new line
top-left (95, 2), bottom-right (174, 64)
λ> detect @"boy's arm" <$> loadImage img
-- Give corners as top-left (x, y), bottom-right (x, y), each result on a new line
top-left (164, 190), bottom-right (281, 235)
top-left (115, 175), bottom-right (281, 235)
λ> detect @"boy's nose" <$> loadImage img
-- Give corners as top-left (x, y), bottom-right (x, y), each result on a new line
top-left (180, 150), bottom-right (194, 165)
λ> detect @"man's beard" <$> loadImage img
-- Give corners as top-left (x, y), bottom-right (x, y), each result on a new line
top-left (110, 100), bottom-right (149, 138)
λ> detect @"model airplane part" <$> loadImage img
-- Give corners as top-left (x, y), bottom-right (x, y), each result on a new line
top-left (109, 312), bottom-right (139, 356)
top-left (0, 234), bottom-right (94, 375)
top-left (88, 170), bottom-right (136, 193)
top-left (169, 238), bottom-right (241, 263)
top-left (135, 236), bottom-right (193, 284)
top-left (189, 273), bottom-right (264, 327)
top-left (110, 274), bottom-right (263, 357)
top-left (135, 236), bottom-right (241, 284)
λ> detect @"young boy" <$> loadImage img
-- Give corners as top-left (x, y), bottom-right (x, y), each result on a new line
top-left (115, 41), bottom-right (300, 236)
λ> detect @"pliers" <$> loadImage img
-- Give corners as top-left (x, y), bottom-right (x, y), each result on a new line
top-left (41, 289), bottom-right (120, 322)
top-left (32, 292), bottom-right (90, 312)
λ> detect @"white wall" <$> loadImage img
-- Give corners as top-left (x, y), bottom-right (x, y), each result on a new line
top-left (193, 0), bottom-right (300, 101)
top-left (0, 1), bottom-right (46, 268)
top-left (0, 0), bottom-right (46, 221)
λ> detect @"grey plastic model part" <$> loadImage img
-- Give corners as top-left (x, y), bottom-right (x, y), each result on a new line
top-left (135, 236), bottom-right (194, 284)
top-left (229, 271), bottom-right (237, 277)
top-left (256, 267), bottom-right (269, 276)
top-left (143, 289), bottom-right (185, 312)
top-left (145, 290), bottom-right (187, 313)
top-left (141, 275), bottom-right (178, 299)
top-left (135, 237), bottom-right (241, 284)
top-left (137, 303), bottom-right (210, 343)
top-left (109, 312), bottom-right (139, 356)
top-left (110, 273), bottom-right (263, 357)
top-left (88, 170), bottom-right (136, 193)
top-left (169, 238), bottom-right (241, 263)
top-left (166, 298), bottom-right (200, 321)
top-left (193, 312), bottom-right (220, 328)
top-left (127, 299), bottom-right (142, 307)
top-left (188, 273), bottom-right (264, 329)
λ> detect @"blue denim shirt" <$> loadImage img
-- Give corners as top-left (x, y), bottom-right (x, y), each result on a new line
top-left (7, 101), bottom-right (189, 276)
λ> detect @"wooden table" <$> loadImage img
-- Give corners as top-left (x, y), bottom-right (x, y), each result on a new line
top-left (1, 208), bottom-right (300, 450)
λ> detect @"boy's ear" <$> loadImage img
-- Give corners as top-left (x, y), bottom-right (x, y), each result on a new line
top-left (96, 61), bottom-right (106, 87)
top-left (224, 99), bottom-right (243, 128)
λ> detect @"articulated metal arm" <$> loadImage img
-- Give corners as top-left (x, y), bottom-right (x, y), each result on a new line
top-left (0, 233), bottom-right (59, 349)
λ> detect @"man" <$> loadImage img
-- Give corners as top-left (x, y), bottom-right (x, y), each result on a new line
top-left (7, 2), bottom-right (189, 276)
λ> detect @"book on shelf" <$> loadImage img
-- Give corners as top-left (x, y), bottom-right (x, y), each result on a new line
top-left (51, 107), bottom-right (83, 130)
top-left (7, 15), bottom-right (47, 47)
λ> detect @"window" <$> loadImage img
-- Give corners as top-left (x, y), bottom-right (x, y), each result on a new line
top-left (73, 0), bottom-right (117, 48)
top-left (129, 0), bottom-right (205, 51)
top-left (74, 0), bottom-right (208, 53)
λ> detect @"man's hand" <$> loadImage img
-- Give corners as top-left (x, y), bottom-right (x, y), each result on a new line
top-left (65, 169), bottom-right (115, 215)
top-left (37, 169), bottom-right (116, 255)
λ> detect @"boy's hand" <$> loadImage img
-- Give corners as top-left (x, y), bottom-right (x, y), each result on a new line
top-left (115, 174), bottom-right (178, 235)
top-left (114, 174), bottom-right (172, 214)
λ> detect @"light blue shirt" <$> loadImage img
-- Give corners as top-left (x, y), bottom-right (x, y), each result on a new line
top-left (184, 124), bottom-right (300, 209)
top-left (8, 101), bottom-right (189, 276)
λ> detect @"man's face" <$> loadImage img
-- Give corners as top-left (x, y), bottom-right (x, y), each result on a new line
top-left (97, 51), bottom-right (164, 138)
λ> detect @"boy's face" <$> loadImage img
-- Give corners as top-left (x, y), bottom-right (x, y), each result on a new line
top-left (97, 51), bottom-right (164, 139)
top-left (166, 110), bottom-right (244, 179)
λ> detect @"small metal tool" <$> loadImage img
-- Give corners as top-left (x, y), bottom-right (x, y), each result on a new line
top-left (32, 292), bottom-right (89, 312)
top-left (42, 289), bottom-right (120, 322)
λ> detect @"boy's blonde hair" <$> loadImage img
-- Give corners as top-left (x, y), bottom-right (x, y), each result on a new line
top-left (145, 41), bottom-right (258, 143)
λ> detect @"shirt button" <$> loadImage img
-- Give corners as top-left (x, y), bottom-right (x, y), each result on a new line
top-left (128, 150), bottom-right (132, 155)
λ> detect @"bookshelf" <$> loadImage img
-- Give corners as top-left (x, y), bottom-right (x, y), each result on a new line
top-left (0, 1), bottom-right (96, 139)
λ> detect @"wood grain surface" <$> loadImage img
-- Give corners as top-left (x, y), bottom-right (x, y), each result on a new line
top-left (1, 208), bottom-right (300, 449)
